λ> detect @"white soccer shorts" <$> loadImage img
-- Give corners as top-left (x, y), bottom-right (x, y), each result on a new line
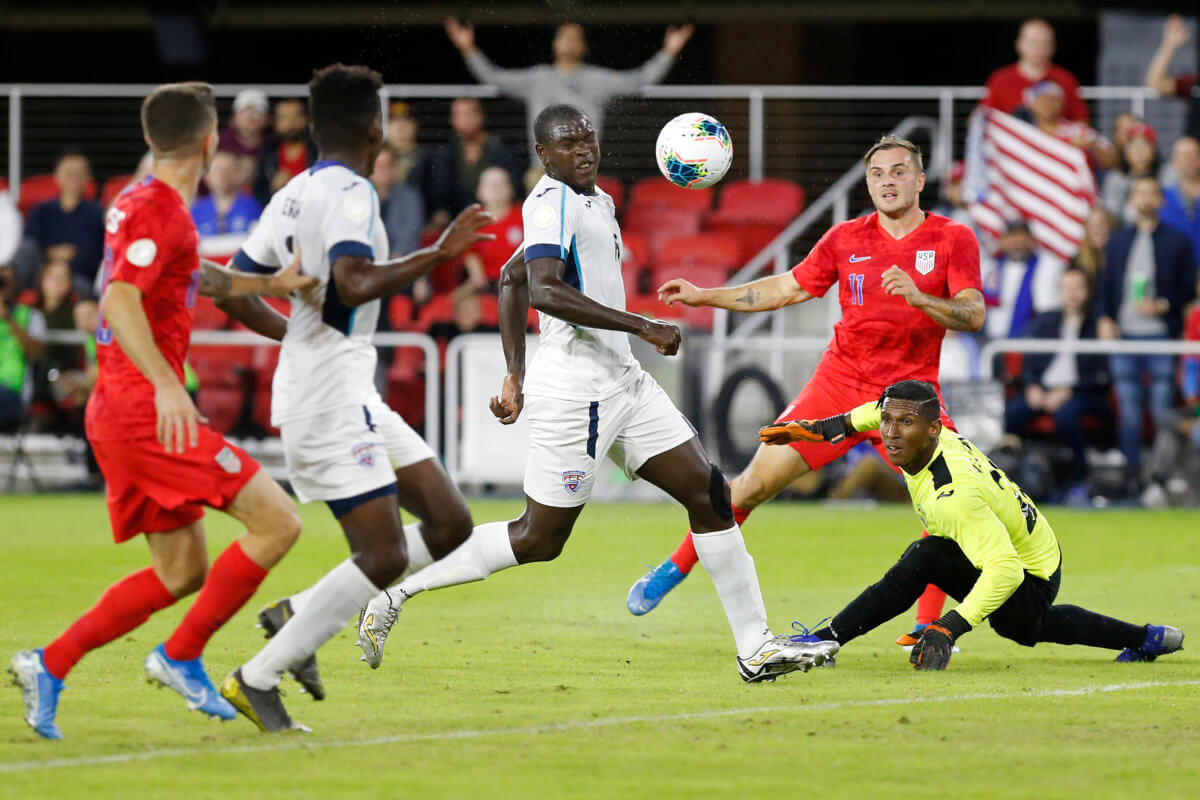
top-left (280, 401), bottom-right (435, 504)
top-left (522, 370), bottom-right (697, 508)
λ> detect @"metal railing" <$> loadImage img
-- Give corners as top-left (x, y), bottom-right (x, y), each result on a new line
top-left (40, 328), bottom-right (442, 454)
top-left (980, 338), bottom-right (1200, 381)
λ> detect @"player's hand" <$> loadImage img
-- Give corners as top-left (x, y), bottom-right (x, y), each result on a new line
top-left (881, 266), bottom-right (925, 308)
top-left (759, 414), bottom-right (849, 445)
top-left (657, 278), bottom-right (706, 307)
top-left (663, 24), bottom-right (695, 56)
top-left (909, 623), bottom-right (955, 671)
top-left (1163, 14), bottom-right (1190, 50)
top-left (445, 17), bottom-right (476, 53)
top-left (266, 248), bottom-right (317, 296)
top-left (489, 373), bottom-right (524, 425)
top-left (435, 204), bottom-right (496, 261)
top-left (155, 381), bottom-right (208, 454)
top-left (639, 319), bottom-right (681, 356)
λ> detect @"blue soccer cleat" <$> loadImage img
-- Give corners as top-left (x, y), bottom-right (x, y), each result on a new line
top-left (1115, 625), bottom-right (1185, 663)
top-left (145, 644), bottom-right (236, 720)
top-left (627, 559), bottom-right (688, 616)
top-left (788, 619), bottom-right (836, 667)
top-left (9, 649), bottom-right (64, 740)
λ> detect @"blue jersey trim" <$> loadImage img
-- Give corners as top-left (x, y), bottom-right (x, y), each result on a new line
top-left (323, 241), bottom-right (372, 336)
top-left (311, 159), bottom-right (354, 174)
top-left (326, 482), bottom-right (398, 519)
top-left (525, 243), bottom-right (564, 262)
top-left (328, 240), bottom-right (374, 264)
top-left (563, 235), bottom-right (582, 292)
top-left (232, 249), bottom-right (274, 275)
top-left (586, 401), bottom-right (600, 459)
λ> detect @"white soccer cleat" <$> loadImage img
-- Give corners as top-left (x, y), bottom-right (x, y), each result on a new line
top-left (737, 635), bottom-right (840, 683)
top-left (355, 590), bottom-right (403, 669)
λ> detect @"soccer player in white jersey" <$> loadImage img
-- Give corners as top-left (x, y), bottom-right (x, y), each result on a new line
top-left (212, 64), bottom-right (493, 732)
top-left (355, 104), bottom-right (838, 683)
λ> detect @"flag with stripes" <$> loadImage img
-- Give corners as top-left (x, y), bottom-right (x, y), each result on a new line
top-left (963, 108), bottom-right (1096, 262)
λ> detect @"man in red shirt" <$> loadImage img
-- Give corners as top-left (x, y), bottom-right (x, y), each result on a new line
top-left (629, 136), bottom-right (986, 644)
top-left (10, 82), bottom-right (313, 740)
top-left (981, 18), bottom-right (1088, 123)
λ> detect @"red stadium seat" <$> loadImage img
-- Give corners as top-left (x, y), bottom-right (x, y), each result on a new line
top-left (0, 178), bottom-right (7, 192)
top-left (389, 294), bottom-right (415, 330)
top-left (385, 348), bottom-right (427, 428)
top-left (478, 294), bottom-right (500, 327)
top-left (647, 264), bottom-right (729, 330)
top-left (250, 345), bottom-right (281, 435)
top-left (596, 175), bottom-right (625, 216)
top-left (192, 296), bottom-right (230, 330)
top-left (101, 174), bottom-right (134, 207)
top-left (703, 218), bottom-right (788, 262)
top-left (19, 174), bottom-right (98, 216)
top-left (713, 178), bottom-right (805, 221)
top-left (195, 386), bottom-right (245, 434)
top-left (190, 344), bottom-right (254, 385)
top-left (621, 232), bottom-right (649, 269)
top-left (652, 233), bottom-right (741, 272)
top-left (623, 208), bottom-right (704, 259)
top-left (416, 294), bottom-right (455, 331)
top-left (628, 178), bottom-right (713, 214)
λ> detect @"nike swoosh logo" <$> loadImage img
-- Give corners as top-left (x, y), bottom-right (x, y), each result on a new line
top-left (849, 255), bottom-right (872, 263)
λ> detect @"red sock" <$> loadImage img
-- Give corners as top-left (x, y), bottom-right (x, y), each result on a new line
top-left (670, 502), bottom-right (753, 575)
top-left (164, 541), bottom-right (267, 662)
top-left (914, 530), bottom-right (946, 625)
top-left (43, 567), bottom-right (176, 680)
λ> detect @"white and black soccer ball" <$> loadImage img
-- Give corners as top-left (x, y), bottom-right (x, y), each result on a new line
top-left (654, 112), bottom-right (734, 190)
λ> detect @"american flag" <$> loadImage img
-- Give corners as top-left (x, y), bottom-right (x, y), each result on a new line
top-left (963, 108), bottom-right (1097, 262)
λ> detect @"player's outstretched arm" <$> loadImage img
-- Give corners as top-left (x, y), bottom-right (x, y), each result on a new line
top-left (881, 267), bottom-right (985, 332)
top-left (490, 247), bottom-right (527, 425)
top-left (528, 256), bottom-right (681, 355)
top-left (658, 270), bottom-right (813, 313)
top-left (215, 296), bottom-right (288, 342)
top-left (198, 254), bottom-right (316, 301)
top-left (101, 281), bottom-right (208, 454)
top-left (333, 204), bottom-right (494, 307)
top-left (1145, 14), bottom-right (1188, 94)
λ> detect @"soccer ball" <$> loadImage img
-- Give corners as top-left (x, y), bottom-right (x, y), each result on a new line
top-left (655, 113), bottom-right (733, 190)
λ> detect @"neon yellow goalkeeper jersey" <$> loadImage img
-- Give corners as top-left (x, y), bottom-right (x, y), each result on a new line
top-left (849, 402), bottom-right (1061, 627)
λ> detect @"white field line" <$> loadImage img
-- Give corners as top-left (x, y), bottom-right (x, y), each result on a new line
top-left (2, 678), bottom-right (1196, 774)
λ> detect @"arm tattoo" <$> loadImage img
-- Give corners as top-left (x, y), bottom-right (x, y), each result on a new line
top-left (198, 262), bottom-right (233, 299)
top-left (736, 288), bottom-right (758, 307)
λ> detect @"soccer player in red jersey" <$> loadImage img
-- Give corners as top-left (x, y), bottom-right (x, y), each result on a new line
top-left (628, 135), bottom-right (986, 644)
top-left (10, 83), bottom-right (314, 740)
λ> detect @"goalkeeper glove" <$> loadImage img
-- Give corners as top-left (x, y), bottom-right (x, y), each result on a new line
top-left (909, 610), bottom-right (971, 671)
top-left (758, 414), bottom-right (850, 446)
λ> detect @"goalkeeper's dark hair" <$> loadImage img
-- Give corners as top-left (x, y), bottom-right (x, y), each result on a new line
top-left (534, 104), bottom-right (590, 146)
top-left (308, 63), bottom-right (383, 151)
top-left (880, 380), bottom-right (940, 423)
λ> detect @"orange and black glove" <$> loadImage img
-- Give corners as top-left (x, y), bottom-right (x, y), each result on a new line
top-left (910, 610), bottom-right (971, 671)
top-left (758, 414), bottom-right (850, 446)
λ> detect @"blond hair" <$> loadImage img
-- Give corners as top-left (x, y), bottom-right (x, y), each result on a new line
top-left (863, 135), bottom-right (924, 173)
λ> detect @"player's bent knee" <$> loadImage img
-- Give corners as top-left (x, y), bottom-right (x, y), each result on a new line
top-left (708, 464), bottom-right (734, 524)
top-left (509, 524), bottom-right (568, 563)
top-left (989, 615), bottom-right (1041, 647)
top-left (357, 542), bottom-right (409, 586)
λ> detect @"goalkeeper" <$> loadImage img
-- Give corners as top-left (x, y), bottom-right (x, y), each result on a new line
top-left (770, 379), bottom-right (1184, 670)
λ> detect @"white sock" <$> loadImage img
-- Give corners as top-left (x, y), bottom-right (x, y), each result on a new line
top-left (360, 521), bottom-right (435, 616)
top-left (242, 559), bottom-right (378, 690)
top-left (692, 524), bottom-right (772, 659)
top-left (396, 520), bottom-right (517, 599)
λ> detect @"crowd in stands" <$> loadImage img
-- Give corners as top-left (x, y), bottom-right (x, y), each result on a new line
top-left (2, 14), bottom-right (1200, 506)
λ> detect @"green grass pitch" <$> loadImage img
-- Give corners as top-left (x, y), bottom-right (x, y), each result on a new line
top-left (1, 494), bottom-right (1197, 798)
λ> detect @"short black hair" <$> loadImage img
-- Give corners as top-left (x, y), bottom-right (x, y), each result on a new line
top-left (880, 380), bottom-right (940, 423)
top-left (55, 148), bottom-right (89, 170)
top-left (141, 82), bottom-right (217, 156)
top-left (308, 63), bottom-right (383, 151)
top-left (534, 104), bottom-right (589, 147)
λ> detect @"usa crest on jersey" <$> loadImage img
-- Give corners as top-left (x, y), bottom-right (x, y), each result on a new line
top-left (915, 250), bottom-right (936, 275)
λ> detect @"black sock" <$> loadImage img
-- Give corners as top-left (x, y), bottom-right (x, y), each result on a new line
top-left (813, 626), bottom-right (838, 643)
top-left (1038, 605), bottom-right (1147, 651)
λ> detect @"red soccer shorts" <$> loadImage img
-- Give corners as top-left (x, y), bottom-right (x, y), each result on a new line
top-left (91, 426), bottom-right (261, 543)
top-left (773, 376), bottom-right (955, 473)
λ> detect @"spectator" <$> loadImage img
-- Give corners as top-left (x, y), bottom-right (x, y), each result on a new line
top-left (1005, 268), bottom-right (1110, 489)
top-left (933, 160), bottom-right (975, 229)
top-left (982, 18), bottom-right (1088, 122)
top-left (427, 98), bottom-right (522, 221)
top-left (59, 297), bottom-right (99, 408)
top-left (463, 166), bottom-right (523, 292)
top-left (445, 18), bottom-right (693, 161)
top-left (191, 150), bottom-right (263, 254)
top-left (1145, 14), bottom-right (1200, 141)
top-left (253, 99), bottom-right (316, 205)
top-left (0, 183), bottom-right (21, 272)
top-left (1160, 136), bottom-right (1200, 267)
top-left (1097, 175), bottom-right (1198, 477)
top-left (426, 288), bottom-right (498, 344)
top-left (24, 150), bottom-right (104, 296)
top-left (370, 147), bottom-right (425, 258)
top-left (1110, 111), bottom-right (1139, 153)
top-left (981, 220), bottom-right (1065, 339)
top-left (22, 257), bottom-right (80, 430)
top-left (1072, 206), bottom-right (1116, 282)
top-left (1101, 122), bottom-right (1158, 224)
top-left (218, 88), bottom-right (271, 191)
top-left (387, 102), bottom-right (439, 201)
top-left (1021, 81), bottom-right (1116, 172)
top-left (0, 264), bottom-right (46, 429)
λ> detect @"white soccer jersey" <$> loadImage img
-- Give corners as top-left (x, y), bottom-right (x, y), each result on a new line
top-left (522, 174), bottom-right (639, 400)
top-left (234, 159), bottom-right (388, 425)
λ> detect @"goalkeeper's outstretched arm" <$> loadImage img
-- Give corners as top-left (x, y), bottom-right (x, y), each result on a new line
top-left (759, 401), bottom-right (880, 445)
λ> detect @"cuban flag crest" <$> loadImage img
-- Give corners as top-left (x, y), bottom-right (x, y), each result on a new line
top-left (352, 442), bottom-right (375, 467)
top-left (562, 470), bottom-right (586, 494)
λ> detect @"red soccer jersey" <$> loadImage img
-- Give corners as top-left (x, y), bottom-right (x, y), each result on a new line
top-left (86, 176), bottom-right (201, 442)
top-left (981, 63), bottom-right (1089, 122)
top-left (791, 212), bottom-right (982, 393)
top-left (469, 205), bottom-right (525, 282)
